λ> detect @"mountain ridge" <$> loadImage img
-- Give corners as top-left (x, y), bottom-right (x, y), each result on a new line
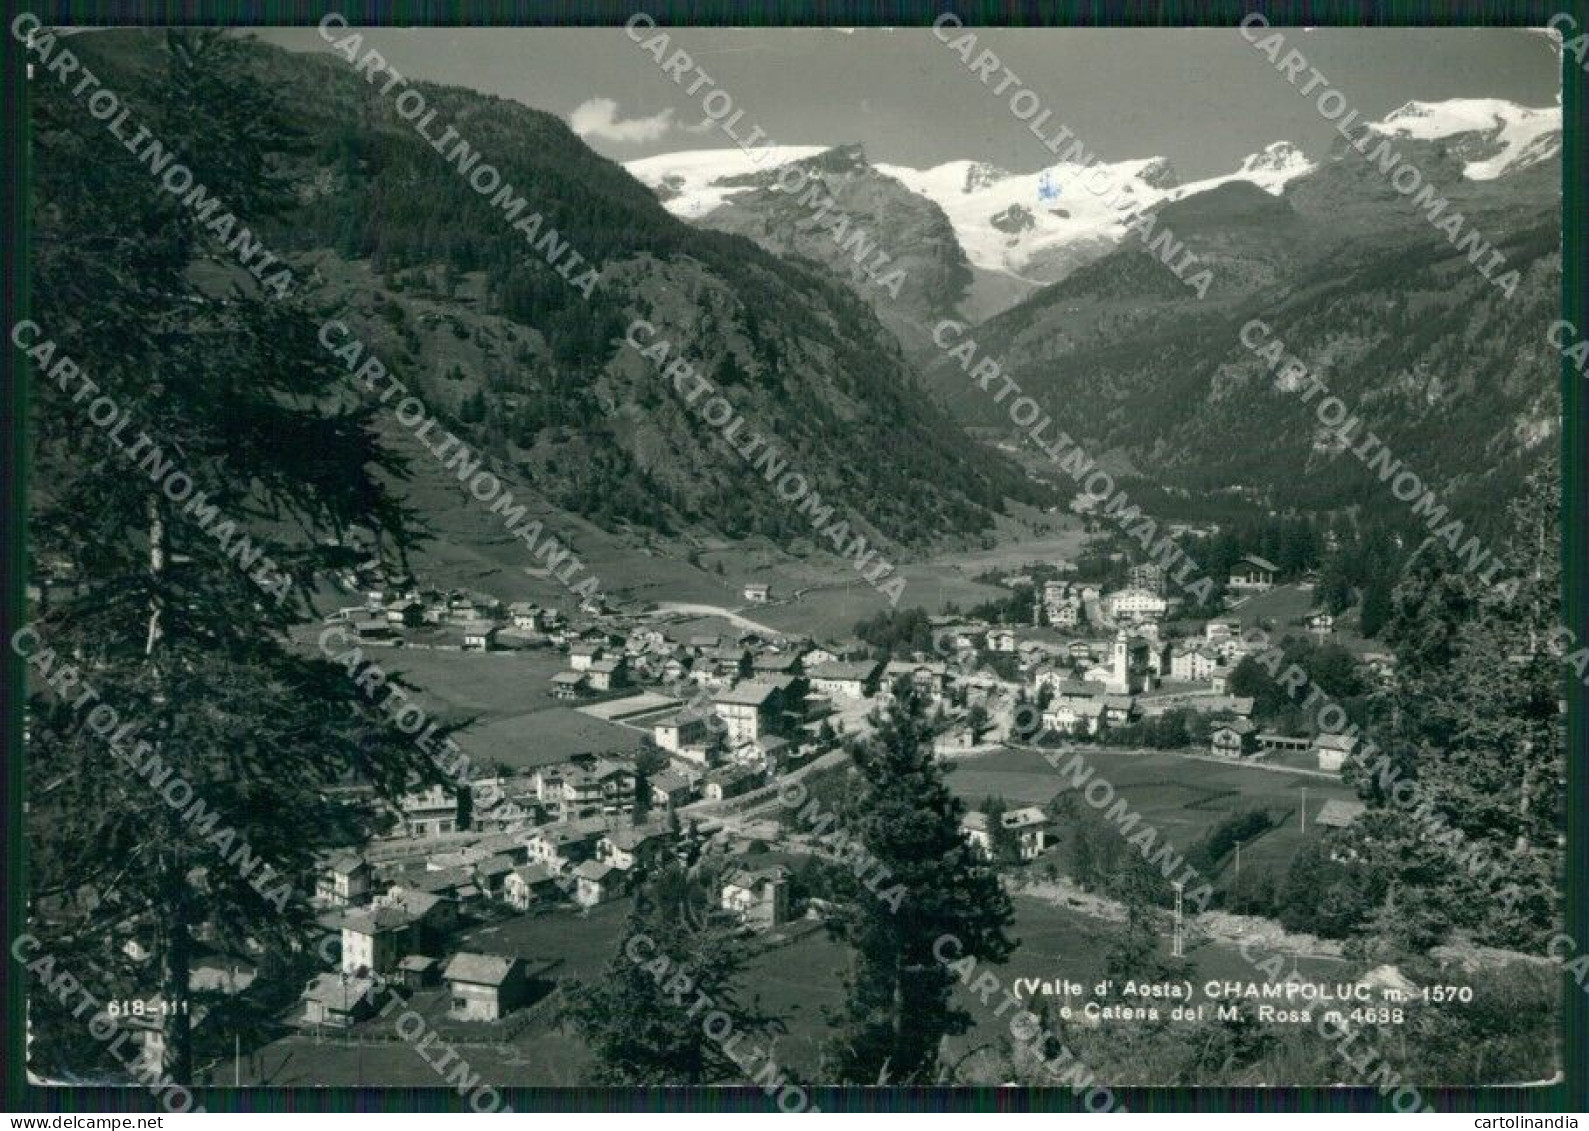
top-left (62, 30), bottom-right (1048, 588)
top-left (914, 116), bottom-right (1560, 526)
top-left (625, 96), bottom-right (1558, 321)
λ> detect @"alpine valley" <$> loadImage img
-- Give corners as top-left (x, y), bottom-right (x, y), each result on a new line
top-left (52, 28), bottom-right (1564, 586)
top-left (19, 24), bottom-right (1571, 1096)
top-left (629, 97), bottom-right (1562, 529)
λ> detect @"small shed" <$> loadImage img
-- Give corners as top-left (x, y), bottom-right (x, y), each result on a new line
top-left (303, 973), bottom-right (376, 1028)
top-left (397, 955), bottom-right (439, 990)
top-left (443, 952), bottom-right (528, 1023)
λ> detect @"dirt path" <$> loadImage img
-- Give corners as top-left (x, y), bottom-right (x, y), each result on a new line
top-left (1194, 910), bottom-right (1346, 959)
top-left (1011, 877), bottom-right (1348, 959)
top-left (650, 601), bottom-right (787, 638)
top-left (997, 740), bottom-right (1343, 781)
top-left (1010, 877), bottom-right (1127, 922)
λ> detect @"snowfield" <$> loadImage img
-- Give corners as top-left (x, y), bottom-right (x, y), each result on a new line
top-left (623, 98), bottom-right (1558, 288)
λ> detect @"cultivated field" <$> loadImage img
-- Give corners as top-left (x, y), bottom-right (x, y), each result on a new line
top-left (372, 647), bottom-right (571, 723)
top-left (946, 746), bottom-right (1354, 887)
top-left (1224, 582), bottom-right (1316, 627)
top-left (696, 528), bottom-right (1094, 641)
top-left (748, 569), bottom-right (1003, 639)
top-left (455, 706), bottom-right (648, 770)
top-left (238, 890), bottom-right (1354, 1087)
top-left (294, 642), bottom-right (657, 769)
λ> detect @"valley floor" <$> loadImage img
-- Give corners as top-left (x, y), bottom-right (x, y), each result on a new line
top-left (253, 523), bottom-right (1555, 1090)
top-left (230, 734), bottom-right (1553, 1088)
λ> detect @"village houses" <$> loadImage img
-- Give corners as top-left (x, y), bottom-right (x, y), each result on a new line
top-left (1211, 719), bottom-right (1258, 759)
top-left (444, 953), bottom-right (530, 1022)
top-left (316, 853), bottom-right (371, 908)
top-left (1228, 554), bottom-right (1279, 591)
top-left (807, 660), bottom-right (882, 700)
top-left (720, 866), bottom-right (791, 931)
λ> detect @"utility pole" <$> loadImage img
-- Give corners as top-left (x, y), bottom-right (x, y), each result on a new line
top-left (1171, 880), bottom-right (1185, 958)
top-left (232, 962), bottom-right (240, 1087)
top-left (1301, 787), bottom-right (1308, 834)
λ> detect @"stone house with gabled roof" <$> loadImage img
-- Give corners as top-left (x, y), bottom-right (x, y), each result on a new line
top-left (443, 953), bottom-right (528, 1022)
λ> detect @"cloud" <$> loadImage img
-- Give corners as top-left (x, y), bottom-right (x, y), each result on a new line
top-left (569, 98), bottom-right (678, 144)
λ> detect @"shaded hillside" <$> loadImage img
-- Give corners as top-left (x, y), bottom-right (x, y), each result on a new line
top-left (921, 131), bottom-right (1560, 528)
top-left (697, 144), bottom-right (975, 362)
top-left (68, 31), bottom-right (1044, 554)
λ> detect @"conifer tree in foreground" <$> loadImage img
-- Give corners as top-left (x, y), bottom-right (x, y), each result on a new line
top-left (979, 795), bottom-right (1020, 866)
top-left (1344, 455), bottom-right (1563, 951)
top-left (825, 683), bottom-right (1015, 1083)
top-left (561, 865), bottom-right (769, 1085)
top-left (27, 30), bottom-right (430, 1083)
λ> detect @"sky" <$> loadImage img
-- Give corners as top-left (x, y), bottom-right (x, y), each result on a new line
top-left (256, 26), bottom-right (1560, 179)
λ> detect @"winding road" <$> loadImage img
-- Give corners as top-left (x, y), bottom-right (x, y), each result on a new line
top-left (650, 601), bottom-right (790, 638)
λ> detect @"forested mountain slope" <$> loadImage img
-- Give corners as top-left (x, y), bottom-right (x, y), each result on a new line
top-left (68, 31), bottom-right (1044, 559)
top-left (920, 127), bottom-right (1560, 526)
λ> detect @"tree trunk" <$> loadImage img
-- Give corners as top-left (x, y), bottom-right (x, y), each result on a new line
top-left (890, 955), bottom-right (906, 1082)
top-left (145, 496), bottom-right (165, 656)
top-left (1516, 740), bottom-right (1531, 854)
top-left (158, 857), bottom-right (194, 1084)
top-left (146, 496), bottom-right (193, 1083)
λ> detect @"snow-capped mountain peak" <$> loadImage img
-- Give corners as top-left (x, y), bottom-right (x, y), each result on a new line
top-left (962, 161), bottom-right (1013, 194)
top-left (1237, 140), bottom-right (1313, 179)
top-left (623, 145), bottom-right (826, 216)
top-left (1136, 156), bottom-right (1180, 190)
top-left (871, 153), bottom-right (1199, 283)
top-left (621, 99), bottom-right (1550, 313)
top-left (626, 142), bottom-right (1318, 295)
top-left (1158, 142), bottom-right (1316, 204)
top-left (1363, 98), bottom-right (1561, 180)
